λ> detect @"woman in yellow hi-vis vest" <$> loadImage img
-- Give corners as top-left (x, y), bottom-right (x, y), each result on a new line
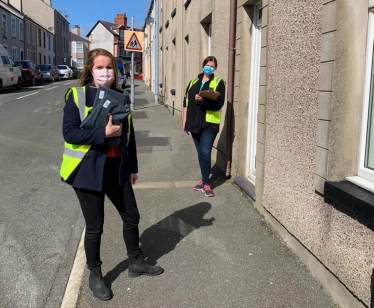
top-left (182, 56), bottom-right (226, 197)
top-left (61, 49), bottom-right (163, 301)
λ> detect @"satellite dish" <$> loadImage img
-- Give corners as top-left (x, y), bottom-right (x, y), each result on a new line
top-left (65, 15), bottom-right (69, 18)
top-left (48, 27), bottom-right (53, 31)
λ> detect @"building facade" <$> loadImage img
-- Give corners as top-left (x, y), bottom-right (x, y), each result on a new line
top-left (0, 1), bottom-right (24, 60)
top-left (150, 0), bottom-right (374, 307)
top-left (70, 25), bottom-right (89, 69)
top-left (86, 14), bottom-right (142, 73)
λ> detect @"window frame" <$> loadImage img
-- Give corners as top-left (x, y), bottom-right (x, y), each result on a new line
top-left (347, 10), bottom-right (374, 193)
top-left (19, 21), bottom-right (24, 41)
top-left (11, 17), bottom-right (16, 38)
top-left (2, 14), bottom-right (6, 38)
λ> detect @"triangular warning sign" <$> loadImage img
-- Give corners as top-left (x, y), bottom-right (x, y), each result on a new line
top-left (126, 33), bottom-right (143, 51)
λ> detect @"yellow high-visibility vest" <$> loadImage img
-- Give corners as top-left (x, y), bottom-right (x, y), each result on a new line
top-left (185, 76), bottom-right (224, 124)
top-left (60, 86), bottom-right (131, 181)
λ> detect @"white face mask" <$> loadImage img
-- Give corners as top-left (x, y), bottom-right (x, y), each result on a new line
top-left (92, 69), bottom-right (114, 87)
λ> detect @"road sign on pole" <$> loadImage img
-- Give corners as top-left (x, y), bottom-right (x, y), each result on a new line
top-left (125, 31), bottom-right (144, 52)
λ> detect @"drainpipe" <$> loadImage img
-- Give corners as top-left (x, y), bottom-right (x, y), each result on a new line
top-left (225, 0), bottom-right (236, 178)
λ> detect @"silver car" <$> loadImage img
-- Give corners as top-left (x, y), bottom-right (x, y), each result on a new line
top-left (57, 65), bottom-right (73, 79)
top-left (39, 64), bottom-right (61, 82)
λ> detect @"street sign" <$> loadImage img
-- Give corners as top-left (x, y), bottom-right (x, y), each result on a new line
top-left (124, 31), bottom-right (144, 52)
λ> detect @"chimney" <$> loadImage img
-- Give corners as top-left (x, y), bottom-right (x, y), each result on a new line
top-left (72, 25), bottom-right (81, 36)
top-left (114, 13), bottom-right (127, 27)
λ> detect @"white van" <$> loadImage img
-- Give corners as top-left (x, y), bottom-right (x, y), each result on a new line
top-left (0, 44), bottom-right (22, 93)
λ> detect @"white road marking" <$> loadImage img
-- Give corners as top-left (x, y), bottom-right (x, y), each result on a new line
top-left (60, 228), bottom-right (86, 308)
top-left (16, 92), bottom-right (39, 99)
top-left (64, 82), bottom-right (75, 85)
top-left (45, 86), bottom-right (59, 91)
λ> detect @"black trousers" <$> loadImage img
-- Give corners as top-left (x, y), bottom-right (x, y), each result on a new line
top-left (74, 158), bottom-right (141, 269)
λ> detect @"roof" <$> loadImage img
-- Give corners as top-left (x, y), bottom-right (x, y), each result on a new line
top-left (86, 19), bottom-right (142, 38)
top-left (86, 20), bottom-right (127, 38)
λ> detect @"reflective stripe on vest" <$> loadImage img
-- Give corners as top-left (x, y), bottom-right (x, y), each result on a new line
top-left (60, 86), bottom-right (92, 180)
top-left (186, 76), bottom-right (223, 124)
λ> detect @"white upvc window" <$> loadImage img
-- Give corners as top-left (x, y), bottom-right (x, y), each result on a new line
top-left (208, 23), bottom-right (212, 56)
top-left (348, 10), bottom-right (374, 192)
top-left (11, 18), bottom-right (16, 38)
top-left (2, 14), bottom-right (6, 37)
top-left (12, 47), bottom-right (16, 60)
top-left (19, 22), bottom-right (24, 41)
top-left (72, 41), bottom-right (83, 53)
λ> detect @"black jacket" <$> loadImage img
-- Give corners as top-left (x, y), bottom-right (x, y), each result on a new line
top-left (183, 73), bottom-right (225, 133)
top-left (62, 85), bottom-right (138, 191)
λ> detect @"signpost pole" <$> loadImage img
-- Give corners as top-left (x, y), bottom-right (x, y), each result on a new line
top-left (130, 16), bottom-right (135, 110)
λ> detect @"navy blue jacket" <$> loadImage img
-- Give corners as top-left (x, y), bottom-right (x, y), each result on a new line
top-left (62, 85), bottom-right (138, 191)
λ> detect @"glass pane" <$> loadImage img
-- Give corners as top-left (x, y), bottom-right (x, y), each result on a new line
top-left (365, 43), bottom-right (374, 169)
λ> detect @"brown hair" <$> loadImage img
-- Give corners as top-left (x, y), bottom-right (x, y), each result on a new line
top-left (77, 48), bottom-right (120, 91)
top-left (202, 56), bottom-right (218, 69)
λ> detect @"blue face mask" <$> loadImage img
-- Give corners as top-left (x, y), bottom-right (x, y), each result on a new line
top-left (203, 65), bottom-right (215, 75)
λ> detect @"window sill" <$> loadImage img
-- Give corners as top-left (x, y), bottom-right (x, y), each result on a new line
top-left (324, 180), bottom-right (374, 228)
top-left (346, 176), bottom-right (374, 193)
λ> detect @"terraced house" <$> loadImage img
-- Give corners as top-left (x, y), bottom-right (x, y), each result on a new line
top-left (144, 0), bottom-right (374, 307)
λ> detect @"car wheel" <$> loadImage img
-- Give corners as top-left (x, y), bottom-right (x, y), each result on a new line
top-left (0, 80), bottom-right (3, 94)
top-left (15, 77), bottom-right (22, 89)
top-left (30, 76), bottom-right (35, 86)
top-left (58, 75), bottom-right (61, 81)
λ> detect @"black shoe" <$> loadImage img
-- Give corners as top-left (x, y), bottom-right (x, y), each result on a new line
top-left (128, 253), bottom-right (164, 278)
top-left (89, 267), bottom-right (112, 301)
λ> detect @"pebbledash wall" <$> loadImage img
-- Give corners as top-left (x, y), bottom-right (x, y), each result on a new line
top-left (158, 0), bottom-right (374, 307)
top-left (232, 0), bottom-right (374, 307)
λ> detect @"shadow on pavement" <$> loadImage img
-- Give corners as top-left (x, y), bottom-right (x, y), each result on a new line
top-left (103, 202), bottom-right (214, 287)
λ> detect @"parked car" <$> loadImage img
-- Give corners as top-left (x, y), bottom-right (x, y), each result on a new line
top-left (57, 65), bottom-right (73, 79)
top-left (69, 66), bottom-right (80, 79)
top-left (0, 44), bottom-right (22, 93)
top-left (38, 64), bottom-right (61, 82)
top-left (15, 60), bottom-right (44, 86)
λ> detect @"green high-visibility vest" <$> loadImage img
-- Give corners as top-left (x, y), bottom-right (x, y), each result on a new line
top-left (60, 86), bottom-right (131, 181)
top-left (185, 76), bottom-right (224, 124)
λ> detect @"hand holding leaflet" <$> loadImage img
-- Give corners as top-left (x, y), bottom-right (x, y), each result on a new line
top-left (199, 88), bottom-right (220, 100)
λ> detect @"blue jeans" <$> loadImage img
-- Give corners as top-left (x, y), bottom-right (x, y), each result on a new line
top-left (192, 132), bottom-right (217, 185)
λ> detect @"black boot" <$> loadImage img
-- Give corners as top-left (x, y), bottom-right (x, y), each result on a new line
top-left (128, 253), bottom-right (164, 278)
top-left (89, 267), bottom-right (112, 301)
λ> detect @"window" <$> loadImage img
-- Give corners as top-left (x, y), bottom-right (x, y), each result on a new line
top-left (72, 41), bottom-right (83, 53)
top-left (73, 57), bottom-right (84, 68)
top-left (11, 18), bottom-right (16, 38)
top-left (208, 23), bottom-right (212, 56)
top-left (26, 22), bottom-right (30, 43)
top-left (19, 22), bottom-right (24, 41)
top-left (1, 56), bottom-right (10, 67)
top-left (2, 14), bottom-right (6, 38)
top-left (347, 10), bottom-right (374, 191)
top-left (38, 28), bottom-right (41, 46)
top-left (32, 25), bottom-right (36, 45)
top-left (12, 47), bottom-right (16, 60)
top-left (43, 32), bottom-right (46, 48)
top-left (120, 30), bottom-right (124, 40)
top-left (20, 49), bottom-right (24, 60)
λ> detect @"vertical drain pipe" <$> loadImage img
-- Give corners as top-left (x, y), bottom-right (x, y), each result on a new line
top-left (225, 0), bottom-right (237, 178)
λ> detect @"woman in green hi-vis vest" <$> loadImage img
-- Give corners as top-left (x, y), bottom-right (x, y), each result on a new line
top-left (61, 48), bottom-right (163, 301)
top-left (182, 56), bottom-right (226, 197)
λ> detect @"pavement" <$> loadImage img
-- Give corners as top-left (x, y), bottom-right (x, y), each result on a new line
top-left (70, 79), bottom-right (337, 308)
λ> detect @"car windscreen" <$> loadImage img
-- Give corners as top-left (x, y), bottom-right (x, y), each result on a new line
top-left (16, 62), bottom-right (28, 69)
top-left (39, 65), bottom-right (51, 70)
top-left (57, 65), bottom-right (67, 69)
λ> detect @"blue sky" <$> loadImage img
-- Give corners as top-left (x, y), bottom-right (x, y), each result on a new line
top-left (51, 0), bottom-right (151, 38)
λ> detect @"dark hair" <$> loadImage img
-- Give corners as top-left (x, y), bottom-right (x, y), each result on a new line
top-left (202, 56), bottom-right (218, 68)
top-left (77, 48), bottom-right (119, 90)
